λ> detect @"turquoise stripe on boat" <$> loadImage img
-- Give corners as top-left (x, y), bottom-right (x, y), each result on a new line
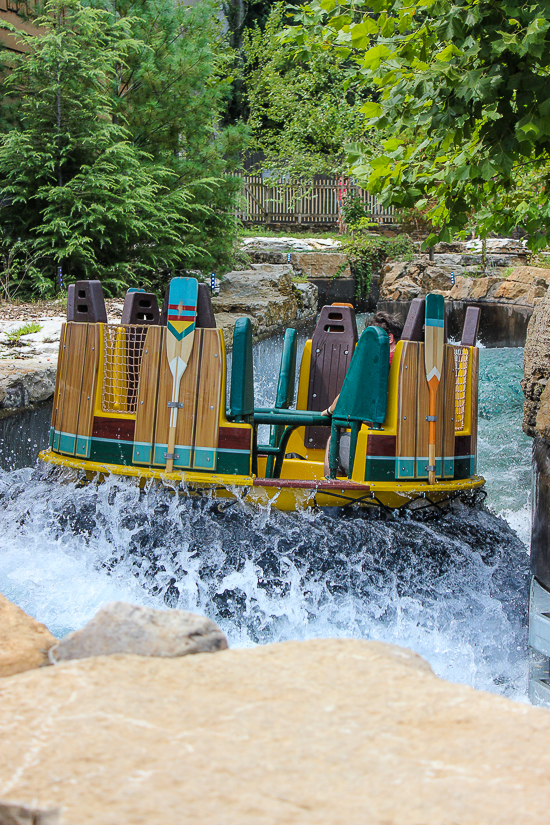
top-left (75, 435), bottom-right (91, 458)
top-left (193, 448), bottom-right (217, 471)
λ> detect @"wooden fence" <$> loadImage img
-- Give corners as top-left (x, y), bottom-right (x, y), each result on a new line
top-left (234, 175), bottom-right (395, 227)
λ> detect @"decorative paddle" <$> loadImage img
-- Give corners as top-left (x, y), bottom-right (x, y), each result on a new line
top-left (164, 277), bottom-right (198, 473)
top-left (424, 293), bottom-right (445, 484)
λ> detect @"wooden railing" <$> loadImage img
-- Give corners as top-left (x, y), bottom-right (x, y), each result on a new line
top-left (234, 175), bottom-right (395, 227)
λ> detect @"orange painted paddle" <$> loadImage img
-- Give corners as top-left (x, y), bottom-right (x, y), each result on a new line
top-left (424, 294), bottom-right (445, 484)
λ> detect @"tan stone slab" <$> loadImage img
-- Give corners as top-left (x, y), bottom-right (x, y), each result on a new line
top-left (1, 639), bottom-right (550, 824)
top-left (0, 593), bottom-right (56, 678)
top-left (291, 251), bottom-right (351, 280)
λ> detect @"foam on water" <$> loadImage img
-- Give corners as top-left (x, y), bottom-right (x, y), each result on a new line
top-left (0, 344), bottom-right (532, 701)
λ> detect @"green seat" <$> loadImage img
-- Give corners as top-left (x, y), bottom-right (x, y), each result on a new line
top-left (229, 317), bottom-right (254, 421)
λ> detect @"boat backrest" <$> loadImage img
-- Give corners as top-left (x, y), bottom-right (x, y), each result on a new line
top-left (304, 304), bottom-right (358, 448)
top-left (401, 298), bottom-right (425, 341)
top-left (333, 326), bottom-right (389, 425)
top-left (67, 280), bottom-right (107, 323)
top-left (230, 317), bottom-right (254, 420)
top-left (461, 306), bottom-right (480, 346)
top-left (121, 291), bottom-right (160, 325)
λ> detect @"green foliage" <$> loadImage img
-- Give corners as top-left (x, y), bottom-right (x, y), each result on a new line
top-left (339, 233), bottom-right (414, 302)
top-left (341, 192), bottom-right (367, 225)
top-left (0, 0), bottom-right (206, 298)
top-left (7, 322), bottom-right (42, 342)
top-left (244, 3), bottom-right (375, 179)
top-left (283, 0), bottom-right (550, 247)
top-left (105, 0), bottom-right (249, 276)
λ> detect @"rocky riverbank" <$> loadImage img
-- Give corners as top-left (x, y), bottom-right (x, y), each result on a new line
top-left (2, 591), bottom-right (550, 824)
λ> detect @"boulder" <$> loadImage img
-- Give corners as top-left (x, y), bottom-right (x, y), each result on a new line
top-left (290, 251), bottom-right (351, 280)
top-left (48, 602), bottom-right (228, 663)
top-left (469, 276), bottom-right (503, 301)
top-left (2, 639), bottom-right (550, 823)
top-left (0, 592), bottom-right (57, 677)
top-left (0, 361), bottom-right (57, 411)
top-left (0, 802), bottom-right (60, 825)
top-left (494, 266), bottom-right (550, 303)
top-left (212, 265), bottom-right (302, 339)
top-left (523, 292), bottom-right (550, 437)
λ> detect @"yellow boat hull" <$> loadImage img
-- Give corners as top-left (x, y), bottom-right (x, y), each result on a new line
top-left (39, 449), bottom-right (485, 513)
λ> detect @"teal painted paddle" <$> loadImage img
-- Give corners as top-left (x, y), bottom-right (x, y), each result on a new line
top-left (424, 293), bottom-right (445, 484)
top-left (165, 277), bottom-right (198, 472)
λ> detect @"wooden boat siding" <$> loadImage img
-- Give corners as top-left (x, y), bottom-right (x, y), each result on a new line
top-left (442, 345), bottom-right (456, 477)
top-left (49, 323), bottom-right (66, 448)
top-left (395, 342), bottom-right (456, 480)
top-left (470, 347), bottom-right (479, 476)
top-left (56, 323), bottom-right (88, 455)
top-left (396, 341), bottom-right (418, 479)
top-left (192, 329), bottom-right (223, 471)
top-left (133, 326), bottom-right (164, 465)
top-left (75, 324), bottom-right (100, 458)
top-left (153, 325), bottom-right (201, 468)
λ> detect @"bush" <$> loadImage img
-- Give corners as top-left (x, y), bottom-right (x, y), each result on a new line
top-left (338, 234), bottom-right (415, 303)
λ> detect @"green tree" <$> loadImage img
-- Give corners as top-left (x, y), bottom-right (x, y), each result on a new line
top-left (0, 0), bottom-right (204, 298)
top-left (284, 0), bottom-right (550, 247)
top-left (244, 3), bottom-right (373, 179)
top-left (105, 0), bottom-right (248, 275)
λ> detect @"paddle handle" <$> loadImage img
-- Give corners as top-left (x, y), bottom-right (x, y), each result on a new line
top-left (165, 362), bottom-right (184, 473)
top-left (428, 386), bottom-right (437, 484)
top-left (166, 425), bottom-right (176, 473)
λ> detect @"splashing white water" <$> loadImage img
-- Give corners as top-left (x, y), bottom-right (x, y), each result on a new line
top-left (0, 345), bottom-right (532, 701)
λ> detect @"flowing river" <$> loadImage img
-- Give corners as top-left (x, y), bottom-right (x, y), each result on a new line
top-left (0, 337), bottom-right (532, 700)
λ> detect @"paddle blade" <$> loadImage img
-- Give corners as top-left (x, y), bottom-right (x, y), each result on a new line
top-left (424, 293), bottom-right (445, 387)
top-left (166, 277), bottom-right (199, 365)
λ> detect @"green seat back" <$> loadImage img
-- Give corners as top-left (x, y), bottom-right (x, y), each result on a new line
top-left (275, 328), bottom-right (297, 409)
top-left (333, 325), bottom-right (389, 424)
top-left (230, 317), bottom-right (254, 418)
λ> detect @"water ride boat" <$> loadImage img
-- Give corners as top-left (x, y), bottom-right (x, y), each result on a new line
top-left (39, 277), bottom-right (485, 512)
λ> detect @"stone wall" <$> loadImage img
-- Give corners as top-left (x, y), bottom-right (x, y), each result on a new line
top-left (522, 294), bottom-right (550, 588)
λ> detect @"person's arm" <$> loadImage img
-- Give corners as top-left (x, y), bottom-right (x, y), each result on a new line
top-left (321, 394), bottom-right (340, 416)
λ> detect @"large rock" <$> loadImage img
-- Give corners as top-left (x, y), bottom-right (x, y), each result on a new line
top-left (290, 251), bottom-right (351, 280)
top-left (0, 802), bottom-right (60, 824)
top-left (2, 639), bottom-right (550, 823)
top-left (0, 361), bottom-right (57, 411)
top-left (49, 602), bottom-right (227, 663)
top-left (522, 292), bottom-right (550, 437)
top-left (212, 264), bottom-right (306, 340)
top-left (0, 592), bottom-right (57, 677)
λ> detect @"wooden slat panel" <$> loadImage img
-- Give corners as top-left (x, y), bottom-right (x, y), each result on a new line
top-left (471, 347), bottom-right (479, 472)
top-left (153, 328), bottom-right (201, 467)
top-left (57, 324), bottom-right (88, 454)
top-left (193, 329), bottom-right (223, 471)
top-left (133, 326), bottom-right (163, 465)
top-left (416, 342), bottom-right (445, 478)
top-left (396, 341), bottom-right (418, 479)
top-left (50, 323), bottom-right (66, 435)
top-left (75, 324), bottom-right (100, 457)
top-left (442, 345), bottom-right (456, 477)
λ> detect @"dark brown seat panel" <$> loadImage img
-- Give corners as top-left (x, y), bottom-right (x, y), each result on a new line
top-left (121, 292), bottom-right (160, 325)
top-left (304, 305), bottom-right (358, 450)
top-left (67, 281), bottom-right (107, 323)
